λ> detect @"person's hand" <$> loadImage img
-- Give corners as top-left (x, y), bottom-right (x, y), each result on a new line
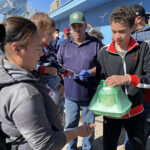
top-left (78, 70), bottom-right (92, 81)
top-left (64, 69), bottom-right (79, 80)
top-left (76, 123), bottom-right (96, 137)
top-left (64, 123), bottom-right (95, 143)
top-left (87, 24), bottom-right (93, 29)
top-left (65, 70), bottom-right (74, 77)
top-left (104, 75), bottom-right (131, 87)
top-left (45, 67), bottom-right (57, 76)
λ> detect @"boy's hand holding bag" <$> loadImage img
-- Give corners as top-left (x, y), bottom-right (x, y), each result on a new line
top-left (88, 80), bottom-right (132, 118)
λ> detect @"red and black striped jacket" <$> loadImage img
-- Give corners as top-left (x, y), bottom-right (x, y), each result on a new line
top-left (96, 37), bottom-right (150, 118)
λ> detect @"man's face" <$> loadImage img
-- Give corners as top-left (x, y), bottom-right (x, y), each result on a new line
top-left (111, 21), bottom-right (133, 47)
top-left (70, 23), bottom-right (87, 41)
top-left (64, 33), bottom-right (70, 39)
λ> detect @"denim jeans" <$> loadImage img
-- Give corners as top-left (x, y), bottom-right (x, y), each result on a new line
top-left (124, 101), bottom-right (150, 150)
top-left (65, 98), bottom-right (95, 150)
top-left (41, 74), bottom-right (61, 94)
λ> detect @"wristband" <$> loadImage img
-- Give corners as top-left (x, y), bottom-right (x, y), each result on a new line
top-left (64, 69), bottom-right (69, 76)
top-left (126, 74), bottom-right (131, 85)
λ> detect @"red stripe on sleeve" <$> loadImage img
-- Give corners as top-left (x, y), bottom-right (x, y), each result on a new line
top-left (63, 69), bottom-right (69, 76)
top-left (40, 66), bottom-right (46, 74)
top-left (129, 75), bottom-right (140, 87)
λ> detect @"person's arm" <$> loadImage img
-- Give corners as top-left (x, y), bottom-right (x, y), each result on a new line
top-left (104, 75), bottom-right (131, 87)
top-left (12, 84), bottom-right (66, 150)
top-left (78, 40), bottom-right (102, 81)
top-left (37, 47), bottom-right (58, 76)
top-left (89, 67), bottom-right (96, 76)
top-left (44, 67), bottom-right (57, 76)
top-left (57, 63), bottom-right (74, 77)
top-left (87, 24), bottom-right (93, 29)
top-left (11, 83), bottom-right (95, 150)
top-left (38, 65), bottom-right (57, 76)
top-left (130, 43), bottom-right (150, 88)
top-left (64, 124), bottom-right (95, 143)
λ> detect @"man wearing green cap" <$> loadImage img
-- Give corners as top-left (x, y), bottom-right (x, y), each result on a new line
top-left (57, 11), bottom-right (102, 150)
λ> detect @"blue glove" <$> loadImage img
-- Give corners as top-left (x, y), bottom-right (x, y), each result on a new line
top-left (78, 70), bottom-right (92, 81)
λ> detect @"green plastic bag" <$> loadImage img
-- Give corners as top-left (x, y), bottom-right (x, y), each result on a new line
top-left (88, 80), bottom-right (132, 117)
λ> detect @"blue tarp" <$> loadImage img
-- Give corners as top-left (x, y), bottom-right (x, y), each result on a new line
top-left (0, 0), bottom-right (27, 17)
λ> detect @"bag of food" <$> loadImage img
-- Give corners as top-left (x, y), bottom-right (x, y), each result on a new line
top-left (88, 80), bottom-right (132, 117)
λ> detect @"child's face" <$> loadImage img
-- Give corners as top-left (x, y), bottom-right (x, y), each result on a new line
top-left (41, 27), bottom-right (55, 46)
top-left (111, 21), bottom-right (134, 47)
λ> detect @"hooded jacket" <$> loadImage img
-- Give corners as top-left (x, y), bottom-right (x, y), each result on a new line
top-left (132, 24), bottom-right (150, 103)
top-left (132, 24), bottom-right (150, 45)
top-left (96, 37), bottom-right (150, 119)
top-left (0, 58), bottom-right (66, 150)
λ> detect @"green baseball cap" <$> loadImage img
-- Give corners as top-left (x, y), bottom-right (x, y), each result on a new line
top-left (69, 11), bottom-right (86, 25)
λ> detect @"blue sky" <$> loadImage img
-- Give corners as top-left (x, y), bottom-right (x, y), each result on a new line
top-left (27, 0), bottom-right (69, 12)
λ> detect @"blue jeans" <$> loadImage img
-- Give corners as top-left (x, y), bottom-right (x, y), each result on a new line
top-left (41, 74), bottom-right (61, 94)
top-left (124, 101), bottom-right (150, 150)
top-left (65, 98), bottom-right (95, 150)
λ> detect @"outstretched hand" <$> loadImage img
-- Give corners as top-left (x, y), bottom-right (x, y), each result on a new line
top-left (77, 123), bottom-right (96, 137)
top-left (65, 70), bottom-right (75, 77)
top-left (64, 123), bottom-right (96, 143)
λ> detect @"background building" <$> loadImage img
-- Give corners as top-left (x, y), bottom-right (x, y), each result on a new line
top-left (50, 0), bottom-right (61, 12)
top-left (50, 0), bottom-right (150, 45)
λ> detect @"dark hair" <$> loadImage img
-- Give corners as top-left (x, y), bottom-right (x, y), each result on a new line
top-left (0, 16), bottom-right (37, 52)
top-left (109, 5), bottom-right (136, 28)
top-left (0, 24), bottom-right (6, 51)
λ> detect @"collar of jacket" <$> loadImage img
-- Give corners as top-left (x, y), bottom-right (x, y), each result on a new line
top-left (139, 24), bottom-right (150, 31)
top-left (107, 37), bottom-right (139, 54)
top-left (143, 24), bottom-right (150, 31)
top-left (131, 24), bottom-right (150, 34)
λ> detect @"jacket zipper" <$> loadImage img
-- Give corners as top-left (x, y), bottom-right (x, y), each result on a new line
top-left (108, 50), bottom-right (129, 95)
top-left (121, 54), bottom-right (131, 117)
top-left (121, 56), bottom-right (128, 95)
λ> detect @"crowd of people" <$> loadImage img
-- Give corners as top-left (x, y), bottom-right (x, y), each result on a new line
top-left (0, 3), bottom-right (150, 150)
